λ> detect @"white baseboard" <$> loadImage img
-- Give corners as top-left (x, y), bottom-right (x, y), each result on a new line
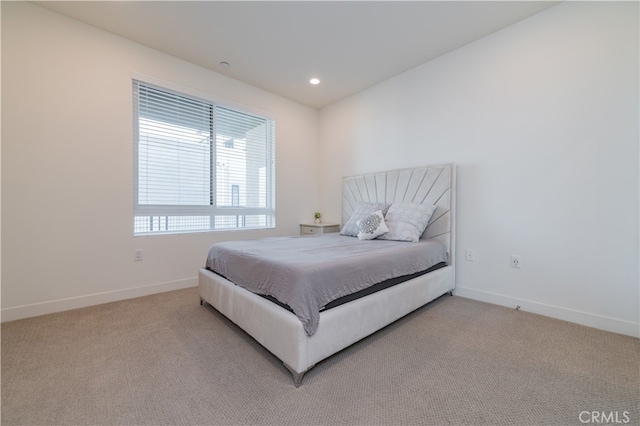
top-left (454, 286), bottom-right (639, 338)
top-left (1, 277), bottom-right (198, 323)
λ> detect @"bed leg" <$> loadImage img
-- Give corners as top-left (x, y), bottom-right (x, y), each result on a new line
top-left (200, 298), bottom-right (204, 306)
top-left (448, 291), bottom-right (453, 296)
top-left (291, 372), bottom-right (305, 388)
top-left (283, 363), bottom-right (313, 388)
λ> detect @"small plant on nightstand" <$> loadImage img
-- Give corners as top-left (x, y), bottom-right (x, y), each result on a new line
top-left (314, 212), bottom-right (321, 223)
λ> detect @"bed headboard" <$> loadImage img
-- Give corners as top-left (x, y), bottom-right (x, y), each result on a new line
top-left (342, 163), bottom-right (456, 265)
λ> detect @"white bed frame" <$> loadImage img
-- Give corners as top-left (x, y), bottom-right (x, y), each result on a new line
top-left (199, 163), bottom-right (456, 386)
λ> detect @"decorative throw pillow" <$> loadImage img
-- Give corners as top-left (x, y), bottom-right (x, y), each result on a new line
top-left (356, 210), bottom-right (389, 240)
top-left (340, 202), bottom-right (391, 237)
top-left (377, 203), bottom-right (437, 242)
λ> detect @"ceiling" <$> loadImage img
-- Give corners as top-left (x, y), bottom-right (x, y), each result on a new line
top-left (34, 1), bottom-right (560, 109)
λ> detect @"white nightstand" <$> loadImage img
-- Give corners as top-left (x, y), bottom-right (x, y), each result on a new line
top-left (300, 223), bottom-right (340, 235)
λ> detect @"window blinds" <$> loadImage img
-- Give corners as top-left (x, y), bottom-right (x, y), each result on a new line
top-left (133, 81), bottom-right (275, 235)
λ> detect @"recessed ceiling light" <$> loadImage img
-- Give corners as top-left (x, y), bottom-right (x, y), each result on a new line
top-left (220, 61), bottom-right (230, 68)
top-left (309, 78), bottom-right (320, 85)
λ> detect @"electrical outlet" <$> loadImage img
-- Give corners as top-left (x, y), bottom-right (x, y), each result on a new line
top-left (465, 249), bottom-right (475, 261)
top-left (134, 249), bottom-right (143, 262)
top-left (511, 255), bottom-right (521, 268)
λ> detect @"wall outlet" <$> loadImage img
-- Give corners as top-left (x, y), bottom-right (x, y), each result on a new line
top-left (511, 255), bottom-right (521, 268)
top-left (465, 249), bottom-right (475, 261)
top-left (134, 249), bottom-right (143, 261)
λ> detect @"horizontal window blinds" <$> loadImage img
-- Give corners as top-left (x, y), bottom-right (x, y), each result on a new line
top-left (133, 80), bottom-right (275, 235)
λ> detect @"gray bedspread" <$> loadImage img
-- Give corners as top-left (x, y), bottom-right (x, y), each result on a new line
top-left (205, 233), bottom-right (447, 335)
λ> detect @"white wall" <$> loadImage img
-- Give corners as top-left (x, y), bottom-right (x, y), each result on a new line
top-left (1, 2), bottom-right (319, 320)
top-left (318, 2), bottom-right (639, 337)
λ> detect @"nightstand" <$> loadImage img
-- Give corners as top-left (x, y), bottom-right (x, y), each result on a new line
top-left (300, 223), bottom-right (340, 235)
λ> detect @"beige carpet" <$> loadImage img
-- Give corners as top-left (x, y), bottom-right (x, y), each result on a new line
top-left (2, 287), bottom-right (638, 425)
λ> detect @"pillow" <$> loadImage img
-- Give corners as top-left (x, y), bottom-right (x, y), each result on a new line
top-left (356, 210), bottom-right (389, 240)
top-left (377, 203), bottom-right (437, 242)
top-left (340, 202), bottom-right (391, 237)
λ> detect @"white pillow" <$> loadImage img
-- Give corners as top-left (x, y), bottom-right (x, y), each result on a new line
top-left (340, 202), bottom-right (391, 237)
top-left (356, 210), bottom-right (389, 240)
top-left (377, 203), bottom-right (437, 242)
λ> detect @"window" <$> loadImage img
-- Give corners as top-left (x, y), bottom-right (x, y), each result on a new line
top-left (133, 80), bottom-right (275, 235)
top-left (231, 185), bottom-right (240, 207)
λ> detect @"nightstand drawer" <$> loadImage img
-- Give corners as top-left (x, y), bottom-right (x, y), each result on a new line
top-left (301, 225), bottom-right (318, 235)
top-left (300, 223), bottom-right (340, 235)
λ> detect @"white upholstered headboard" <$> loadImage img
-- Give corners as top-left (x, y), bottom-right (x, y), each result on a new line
top-left (342, 163), bottom-right (456, 265)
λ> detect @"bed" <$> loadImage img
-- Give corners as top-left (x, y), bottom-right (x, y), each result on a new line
top-left (198, 163), bottom-right (456, 386)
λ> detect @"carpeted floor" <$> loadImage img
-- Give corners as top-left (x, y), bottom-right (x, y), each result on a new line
top-left (2, 287), bottom-right (638, 425)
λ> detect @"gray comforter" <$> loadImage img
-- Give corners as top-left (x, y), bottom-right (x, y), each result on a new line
top-left (205, 233), bottom-right (447, 335)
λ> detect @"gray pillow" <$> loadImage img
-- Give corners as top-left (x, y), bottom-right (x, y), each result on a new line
top-left (377, 203), bottom-right (437, 242)
top-left (340, 202), bottom-right (391, 237)
top-left (356, 210), bottom-right (389, 240)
